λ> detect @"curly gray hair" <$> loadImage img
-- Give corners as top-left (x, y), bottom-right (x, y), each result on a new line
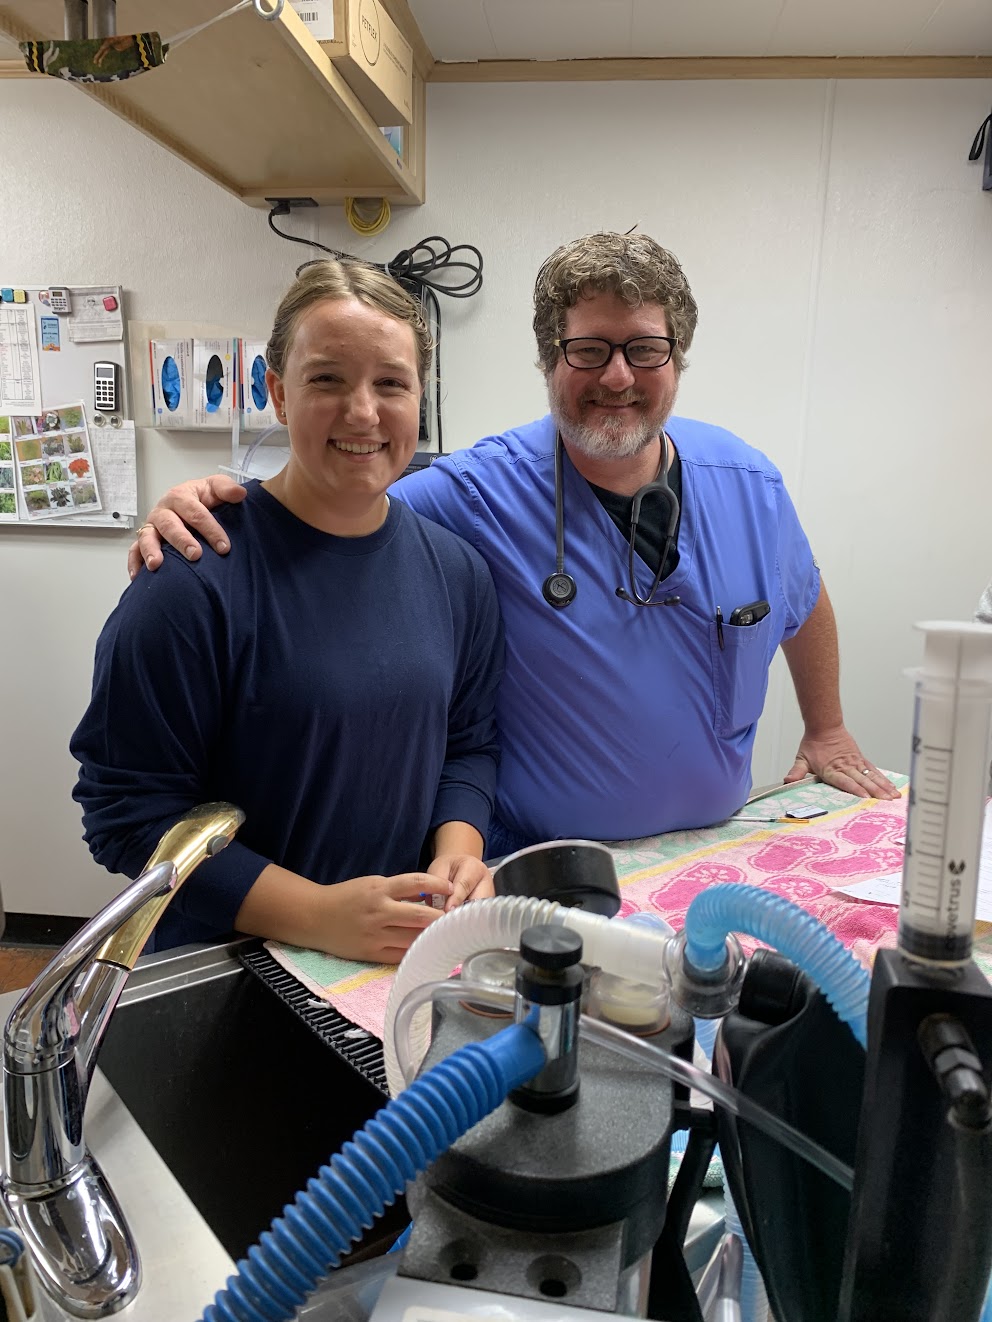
top-left (533, 232), bottom-right (698, 376)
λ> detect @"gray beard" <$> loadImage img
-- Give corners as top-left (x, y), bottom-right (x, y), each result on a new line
top-left (547, 376), bottom-right (671, 461)
top-left (553, 409), bottom-right (659, 460)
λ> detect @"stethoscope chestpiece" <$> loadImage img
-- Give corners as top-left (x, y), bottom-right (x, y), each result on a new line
top-left (543, 572), bottom-right (578, 609)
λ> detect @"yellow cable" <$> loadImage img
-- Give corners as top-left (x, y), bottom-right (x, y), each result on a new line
top-left (345, 196), bottom-right (391, 237)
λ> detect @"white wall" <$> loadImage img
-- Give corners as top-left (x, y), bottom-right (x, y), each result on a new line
top-left (1, 73), bottom-right (990, 916)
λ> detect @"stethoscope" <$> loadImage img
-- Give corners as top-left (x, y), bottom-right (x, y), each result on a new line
top-left (542, 431), bottom-right (682, 609)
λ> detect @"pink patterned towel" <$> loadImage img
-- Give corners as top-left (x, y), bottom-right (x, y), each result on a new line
top-left (612, 795), bottom-right (907, 970)
top-left (266, 775), bottom-right (992, 1039)
top-left (265, 941), bottom-right (397, 1040)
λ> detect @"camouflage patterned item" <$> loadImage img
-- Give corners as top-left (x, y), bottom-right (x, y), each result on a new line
top-left (20, 34), bottom-right (168, 83)
top-left (17, 2), bottom-right (283, 84)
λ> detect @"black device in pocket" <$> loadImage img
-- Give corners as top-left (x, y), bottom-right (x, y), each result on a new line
top-left (729, 599), bottom-right (770, 627)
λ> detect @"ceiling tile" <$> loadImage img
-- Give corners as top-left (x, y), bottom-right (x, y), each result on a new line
top-left (482, 0), bottom-right (635, 60)
top-left (408, 0), bottom-right (499, 62)
top-left (412, 0), bottom-right (986, 60)
top-left (631, 0), bottom-right (785, 58)
top-left (766, 0), bottom-right (943, 56)
top-left (907, 0), bottom-right (992, 55)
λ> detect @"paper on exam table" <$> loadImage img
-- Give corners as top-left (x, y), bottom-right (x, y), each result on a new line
top-left (839, 801), bottom-right (992, 920)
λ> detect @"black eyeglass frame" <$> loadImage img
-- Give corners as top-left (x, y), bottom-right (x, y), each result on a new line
top-left (553, 335), bottom-right (678, 370)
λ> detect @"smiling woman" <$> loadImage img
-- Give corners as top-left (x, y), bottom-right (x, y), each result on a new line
top-left (263, 291), bottom-right (422, 535)
top-left (70, 259), bottom-right (505, 965)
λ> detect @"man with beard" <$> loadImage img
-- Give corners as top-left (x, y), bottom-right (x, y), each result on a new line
top-left (127, 232), bottom-right (898, 855)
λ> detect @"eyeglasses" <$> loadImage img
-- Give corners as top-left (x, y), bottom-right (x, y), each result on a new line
top-left (553, 336), bottom-right (677, 370)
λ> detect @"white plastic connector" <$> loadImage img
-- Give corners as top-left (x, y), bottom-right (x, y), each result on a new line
top-left (559, 908), bottom-right (672, 986)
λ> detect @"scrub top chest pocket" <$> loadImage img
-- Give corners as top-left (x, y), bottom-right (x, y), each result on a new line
top-left (711, 602), bottom-right (773, 736)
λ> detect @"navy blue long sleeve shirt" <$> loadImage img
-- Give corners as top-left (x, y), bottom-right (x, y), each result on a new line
top-left (71, 483), bottom-right (503, 950)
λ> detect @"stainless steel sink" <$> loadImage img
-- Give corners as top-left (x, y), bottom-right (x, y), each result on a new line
top-left (1, 938), bottom-right (406, 1320)
top-left (96, 940), bottom-right (405, 1267)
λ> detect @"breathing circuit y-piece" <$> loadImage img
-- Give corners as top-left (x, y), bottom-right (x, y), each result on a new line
top-left (664, 929), bottom-right (747, 1019)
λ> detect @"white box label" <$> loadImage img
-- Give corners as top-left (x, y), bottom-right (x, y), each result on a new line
top-left (290, 0), bottom-right (336, 41)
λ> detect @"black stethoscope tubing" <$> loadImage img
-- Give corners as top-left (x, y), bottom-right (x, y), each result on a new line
top-left (541, 435), bottom-right (579, 607)
top-left (542, 431), bottom-right (681, 610)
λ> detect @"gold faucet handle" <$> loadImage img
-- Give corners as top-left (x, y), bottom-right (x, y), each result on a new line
top-left (96, 802), bottom-right (246, 969)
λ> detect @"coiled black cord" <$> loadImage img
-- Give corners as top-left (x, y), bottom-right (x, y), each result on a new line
top-left (381, 236), bottom-right (483, 299)
top-left (267, 205), bottom-right (483, 454)
top-left (267, 209), bottom-right (483, 297)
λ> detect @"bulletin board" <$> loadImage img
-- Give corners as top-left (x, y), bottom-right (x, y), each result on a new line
top-left (0, 285), bottom-right (137, 529)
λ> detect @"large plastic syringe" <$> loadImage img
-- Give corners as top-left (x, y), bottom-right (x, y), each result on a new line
top-left (899, 621), bottom-right (992, 964)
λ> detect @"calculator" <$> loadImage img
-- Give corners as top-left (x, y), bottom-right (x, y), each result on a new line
top-left (94, 361), bottom-right (121, 414)
top-left (49, 287), bottom-right (71, 315)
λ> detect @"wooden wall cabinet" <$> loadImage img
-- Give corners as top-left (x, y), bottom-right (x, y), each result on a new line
top-left (0, 0), bottom-right (426, 207)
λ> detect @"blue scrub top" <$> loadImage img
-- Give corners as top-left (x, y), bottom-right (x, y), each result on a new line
top-left (394, 414), bottom-right (819, 844)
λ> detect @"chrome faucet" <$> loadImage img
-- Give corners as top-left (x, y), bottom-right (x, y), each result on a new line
top-left (0, 802), bottom-right (245, 1318)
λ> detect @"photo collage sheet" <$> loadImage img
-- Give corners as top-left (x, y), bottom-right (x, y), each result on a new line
top-left (0, 403), bottom-right (102, 523)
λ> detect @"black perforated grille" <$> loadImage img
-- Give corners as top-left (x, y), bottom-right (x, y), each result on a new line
top-left (237, 942), bottom-right (388, 1095)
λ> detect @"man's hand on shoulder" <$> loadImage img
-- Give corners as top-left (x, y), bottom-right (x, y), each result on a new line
top-left (128, 475), bottom-right (245, 579)
top-left (785, 727), bottom-right (901, 801)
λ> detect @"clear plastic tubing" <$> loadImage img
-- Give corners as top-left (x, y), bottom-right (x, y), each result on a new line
top-left (393, 979), bottom-right (854, 1192)
top-left (900, 622), bottom-right (992, 965)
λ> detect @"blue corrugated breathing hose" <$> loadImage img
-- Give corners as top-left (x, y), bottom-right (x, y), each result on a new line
top-left (683, 884), bottom-right (871, 1047)
top-left (199, 1018), bottom-right (545, 1322)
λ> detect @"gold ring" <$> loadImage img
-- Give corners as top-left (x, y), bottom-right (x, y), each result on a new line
top-left (136, 523), bottom-right (153, 534)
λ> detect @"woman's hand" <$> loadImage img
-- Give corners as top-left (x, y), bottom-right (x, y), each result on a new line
top-left (234, 864), bottom-right (451, 965)
top-left (315, 872), bottom-right (453, 963)
top-left (429, 853), bottom-right (494, 912)
top-left (128, 474), bottom-right (245, 579)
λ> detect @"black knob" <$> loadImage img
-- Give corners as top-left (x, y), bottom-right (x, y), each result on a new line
top-left (520, 924), bottom-right (583, 971)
